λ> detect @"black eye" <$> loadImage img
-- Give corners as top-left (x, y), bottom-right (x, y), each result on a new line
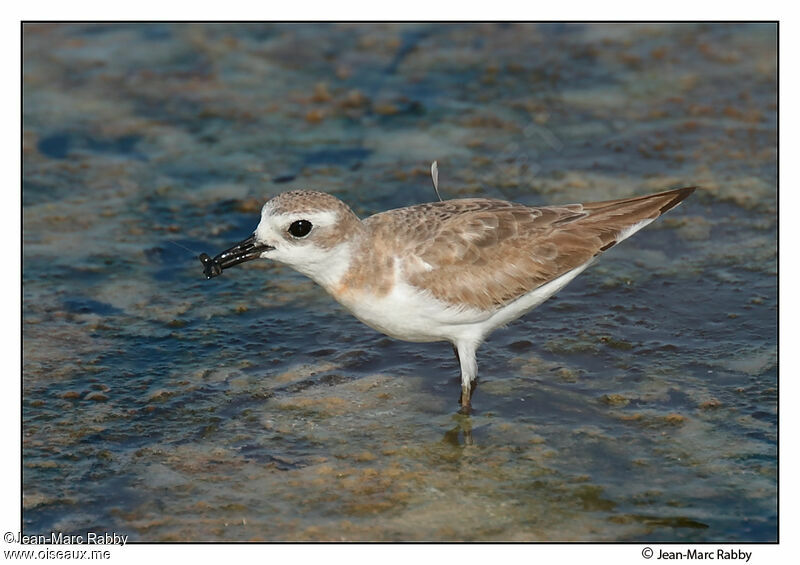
top-left (288, 220), bottom-right (313, 238)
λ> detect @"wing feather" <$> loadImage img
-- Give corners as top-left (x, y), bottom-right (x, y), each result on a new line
top-left (364, 188), bottom-right (694, 311)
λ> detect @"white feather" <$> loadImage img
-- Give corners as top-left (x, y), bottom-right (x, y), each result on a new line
top-left (616, 218), bottom-right (655, 243)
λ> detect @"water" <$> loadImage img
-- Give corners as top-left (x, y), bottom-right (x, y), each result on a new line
top-left (22, 23), bottom-right (776, 541)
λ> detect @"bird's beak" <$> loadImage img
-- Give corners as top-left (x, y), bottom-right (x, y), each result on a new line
top-left (199, 234), bottom-right (274, 279)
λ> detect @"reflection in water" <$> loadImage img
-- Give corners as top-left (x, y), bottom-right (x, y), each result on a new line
top-left (442, 414), bottom-right (474, 447)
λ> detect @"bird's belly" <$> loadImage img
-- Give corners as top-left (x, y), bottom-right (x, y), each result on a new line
top-left (350, 310), bottom-right (443, 343)
top-left (331, 282), bottom-right (490, 343)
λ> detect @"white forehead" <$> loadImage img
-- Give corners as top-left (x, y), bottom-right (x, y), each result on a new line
top-left (262, 207), bottom-right (338, 227)
top-left (257, 202), bottom-right (340, 238)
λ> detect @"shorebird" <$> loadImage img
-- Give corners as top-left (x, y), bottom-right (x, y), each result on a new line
top-left (200, 185), bottom-right (694, 411)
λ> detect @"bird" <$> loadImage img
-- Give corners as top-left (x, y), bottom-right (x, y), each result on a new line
top-left (200, 185), bottom-right (695, 412)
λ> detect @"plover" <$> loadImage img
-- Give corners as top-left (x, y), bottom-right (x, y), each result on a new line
top-left (200, 186), bottom-right (694, 410)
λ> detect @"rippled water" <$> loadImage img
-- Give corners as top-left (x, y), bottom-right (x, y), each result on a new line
top-left (22, 23), bottom-right (776, 541)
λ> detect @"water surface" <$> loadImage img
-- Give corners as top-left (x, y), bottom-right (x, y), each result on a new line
top-left (22, 23), bottom-right (776, 541)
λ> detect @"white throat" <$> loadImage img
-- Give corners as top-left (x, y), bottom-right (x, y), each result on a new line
top-left (273, 240), bottom-right (354, 291)
top-left (302, 241), bottom-right (353, 290)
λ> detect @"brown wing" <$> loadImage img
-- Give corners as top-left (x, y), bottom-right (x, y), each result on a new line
top-left (380, 187), bottom-right (695, 311)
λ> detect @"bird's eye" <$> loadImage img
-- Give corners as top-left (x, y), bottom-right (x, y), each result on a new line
top-left (288, 220), bottom-right (313, 238)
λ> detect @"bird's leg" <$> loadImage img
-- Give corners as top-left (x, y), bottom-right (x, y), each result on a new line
top-left (460, 383), bottom-right (479, 413)
top-left (454, 342), bottom-right (478, 413)
top-left (453, 345), bottom-right (463, 406)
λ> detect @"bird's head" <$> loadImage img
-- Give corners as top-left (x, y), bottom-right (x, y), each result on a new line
top-left (201, 190), bottom-right (363, 288)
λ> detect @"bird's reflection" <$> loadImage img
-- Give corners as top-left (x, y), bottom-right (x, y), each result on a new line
top-left (442, 413), bottom-right (474, 446)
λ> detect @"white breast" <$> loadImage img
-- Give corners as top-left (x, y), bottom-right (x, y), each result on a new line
top-left (333, 278), bottom-right (487, 343)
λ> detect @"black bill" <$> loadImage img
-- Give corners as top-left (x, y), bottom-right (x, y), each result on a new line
top-left (199, 234), bottom-right (274, 279)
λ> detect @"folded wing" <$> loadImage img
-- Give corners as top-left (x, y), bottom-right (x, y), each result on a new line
top-left (398, 187), bottom-right (695, 311)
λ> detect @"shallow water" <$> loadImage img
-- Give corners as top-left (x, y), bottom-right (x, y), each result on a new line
top-left (22, 23), bottom-right (776, 541)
